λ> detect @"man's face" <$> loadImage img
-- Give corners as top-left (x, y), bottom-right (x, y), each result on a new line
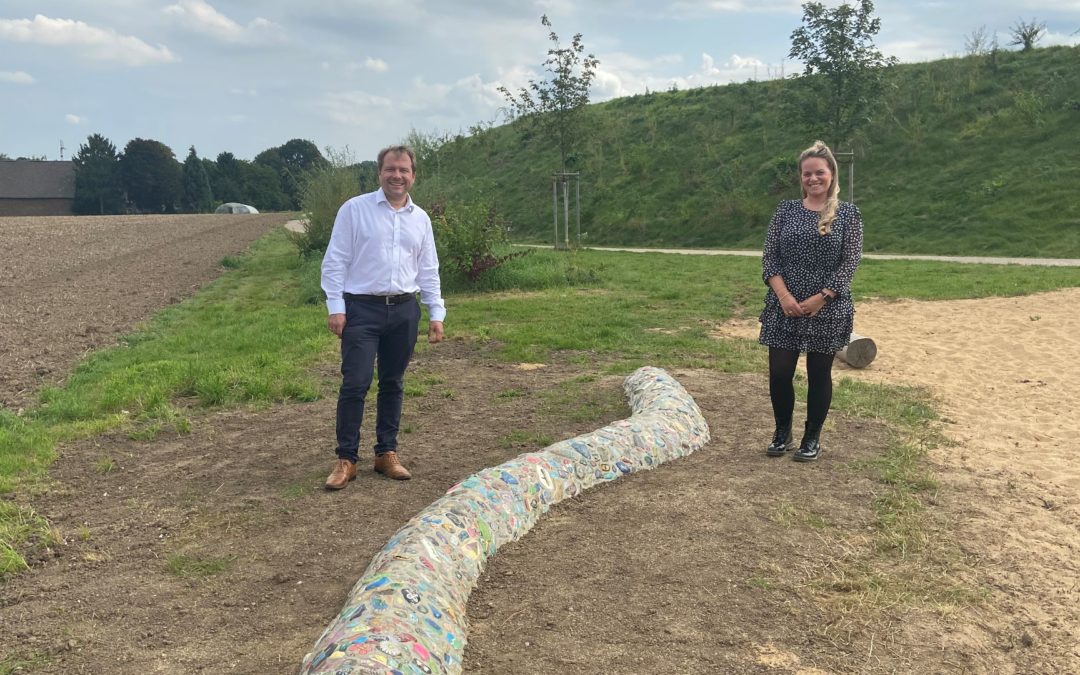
top-left (379, 152), bottom-right (415, 203)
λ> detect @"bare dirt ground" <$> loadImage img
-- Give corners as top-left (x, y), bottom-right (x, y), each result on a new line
top-left (0, 213), bottom-right (293, 411)
top-left (2, 218), bottom-right (1077, 673)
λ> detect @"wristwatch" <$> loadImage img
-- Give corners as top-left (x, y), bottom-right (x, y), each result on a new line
top-left (820, 291), bottom-right (834, 304)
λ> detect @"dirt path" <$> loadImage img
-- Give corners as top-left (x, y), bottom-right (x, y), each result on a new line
top-left (560, 245), bottom-right (1080, 267)
top-left (2, 219), bottom-right (1078, 672)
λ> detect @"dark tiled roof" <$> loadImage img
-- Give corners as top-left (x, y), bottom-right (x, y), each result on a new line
top-left (0, 160), bottom-right (76, 199)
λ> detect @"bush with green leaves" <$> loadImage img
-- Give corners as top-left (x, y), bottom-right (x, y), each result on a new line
top-left (289, 149), bottom-right (377, 258)
top-left (430, 200), bottom-right (530, 289)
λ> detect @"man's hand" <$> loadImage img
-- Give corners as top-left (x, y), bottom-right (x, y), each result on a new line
top-left (428, 320), bottom-right (444, 344)
top-left (327, 313), bottom-right (346, 338)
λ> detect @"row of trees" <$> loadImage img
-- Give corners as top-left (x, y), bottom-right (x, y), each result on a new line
top-left (72, 135), bottom-right (327, 215)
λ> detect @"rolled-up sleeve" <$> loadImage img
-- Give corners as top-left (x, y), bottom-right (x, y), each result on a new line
top-left (823, 205), bottom-right (863, 298)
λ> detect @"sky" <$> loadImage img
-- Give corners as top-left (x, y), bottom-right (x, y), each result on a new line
top-left (2, 1), bottom-right (1078, 163)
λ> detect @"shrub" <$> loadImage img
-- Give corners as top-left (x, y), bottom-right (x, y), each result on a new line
top-left (430, 200), bottom-right (531, 288)
top-left (289, 149), bottom-right (376, 258)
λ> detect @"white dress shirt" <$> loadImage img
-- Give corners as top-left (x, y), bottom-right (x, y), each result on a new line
top-left (321, 188), bottom-right (446, 321)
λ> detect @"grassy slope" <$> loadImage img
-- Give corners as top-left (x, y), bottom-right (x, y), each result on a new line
top-left (415, 45), bottom-right (1080, 257)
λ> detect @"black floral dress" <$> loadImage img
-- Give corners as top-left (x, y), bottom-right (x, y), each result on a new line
top-left (759, 199), bottom-right (864, 354)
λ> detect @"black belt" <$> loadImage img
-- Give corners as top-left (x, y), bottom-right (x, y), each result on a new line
top-left (343, 292), bottom-right (415, 305)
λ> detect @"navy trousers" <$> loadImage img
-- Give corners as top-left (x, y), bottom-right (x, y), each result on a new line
top-left (335, 297), bottom-right (421, 462)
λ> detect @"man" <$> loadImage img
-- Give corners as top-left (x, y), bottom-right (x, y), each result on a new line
top-left (320, 145), bottom-right (445, 490)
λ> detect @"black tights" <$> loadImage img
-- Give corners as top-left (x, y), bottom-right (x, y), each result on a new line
top-left (768, 347), bottom-right (835, 431)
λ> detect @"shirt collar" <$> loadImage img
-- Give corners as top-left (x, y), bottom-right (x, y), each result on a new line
top-left (375, 187), bottom-right (414, 212)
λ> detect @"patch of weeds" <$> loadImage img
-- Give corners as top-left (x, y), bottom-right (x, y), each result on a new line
top-left (281, 473), bottom-right (324, 500)
top-left (442, 389), bottom-right (456, 400)
top-left (95, 455), bottom-right (116, 474)
top-left (0, 540), bottom-right (29, 579)
top-left (771, 502), bottom-right (797, 526)
top-left (419, 374), bottom-right (446, 386)
top-left (770, 502), bottom-right (830, 530)
top-left (282, 484), bottom-right (308, 500)
top-left (496, 388), bottom-right (526, 401)
top-left (499, 429), bottom-right (555, 449)
top-left (76, 525), bottom-right (92, 541)
top-left (0, 502), bottom-right (53, 580)
top-left (401, 424), bottom-right (416, 434)
top-left (128, 421), bottom-right (162, 441)
top-left (220, 254), bottom-right (245, 269)
top-left (748, 575), bottom-right (772, 590)
top-left (165, 553), bottom-right (234, 579)
top-left (540, 377), bottom-right (628, 424)
top-left (0, 652), bottom-right (51, 674)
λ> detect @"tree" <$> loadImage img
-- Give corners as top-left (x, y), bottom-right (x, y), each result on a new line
top-left (239, 161), bottom-right (289, 211)
top-left (498, 14), bottom-right (599, 170)
top-left (181, 146), bottom-right (213, 213)
top-left (1008, 18), bottom-right (1046, 52)
top-left (254, 139), bottom-right (326, 209)
top-left (72, 133), bottom-right (124, 215)
top-left (212, 151), bottom-right (244, 203)
top-left (788, 0), bottom-right (897, 145)
top-left (119, 138), bottom-right (182, 213)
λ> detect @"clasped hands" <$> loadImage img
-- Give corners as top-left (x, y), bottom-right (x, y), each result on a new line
top-left (780, 292), bottom-right (827, 318)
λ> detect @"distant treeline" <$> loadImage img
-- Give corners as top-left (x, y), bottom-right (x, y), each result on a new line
top-left (70, 136), bottom-right (340, 215)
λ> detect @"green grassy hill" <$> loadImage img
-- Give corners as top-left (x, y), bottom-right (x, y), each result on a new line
top-left (415, 45), bottom-right (1080, 257)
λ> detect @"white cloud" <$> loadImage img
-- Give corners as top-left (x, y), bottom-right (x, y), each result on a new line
top-left (344, 57), bottom-right (389, 73)
top-left (668, 0), bottom-right (802, 17)
top-left (230, 87), bottom-right (258, 96)
top-left (318, 71), bottom-right (509, 132)
top-left (0, 14), bottom-right (177, 66)
top-left (586, 49), bottom-right (774, 101)
top-left (228, 114), bottom-right (248, 123)
top-left (879, 38), bottom-right (954, 63)
top-left (362, 57), bottom-right (388, 73)
top-left (163, 0), bottom-right (284, 45)
top-left (320, 90), bottom-right (395, 126)
top-left (65, 114), bottom-right (83, 125)
top-left (0, 70), bottom-right (35, 84)
top-left (1042, 30), bottom-right (1080, 47)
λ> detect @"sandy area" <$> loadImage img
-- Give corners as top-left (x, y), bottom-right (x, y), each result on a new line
top-left (713, 288), bottom-right (1080, 490)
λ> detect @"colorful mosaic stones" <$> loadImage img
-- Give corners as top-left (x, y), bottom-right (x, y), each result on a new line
top-left (300, 367), bottom-right (710, 674)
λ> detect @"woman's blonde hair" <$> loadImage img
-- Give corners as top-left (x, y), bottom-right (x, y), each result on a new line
top-left (798, 140), bottom-right (840, 235)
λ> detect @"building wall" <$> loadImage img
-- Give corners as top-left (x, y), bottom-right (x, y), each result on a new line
top-left (0, 198), bottom-right (75, 217)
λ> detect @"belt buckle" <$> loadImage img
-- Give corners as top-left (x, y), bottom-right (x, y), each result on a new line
top-left (384, 295), bottom-right (392, 305)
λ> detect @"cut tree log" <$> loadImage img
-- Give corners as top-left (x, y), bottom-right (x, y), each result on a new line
top-left (838, 333), bottom-right (877, 368)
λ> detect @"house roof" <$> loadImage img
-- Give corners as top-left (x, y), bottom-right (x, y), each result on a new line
top-left (0, 160), bottom-right (76, 199)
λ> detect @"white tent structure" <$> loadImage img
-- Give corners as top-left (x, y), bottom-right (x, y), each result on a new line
top-left (215, 202), bottom-right (259, 214)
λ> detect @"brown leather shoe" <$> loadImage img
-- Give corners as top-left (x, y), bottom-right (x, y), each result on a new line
top-left (373, 451), bottom-right (411, 480)
top-left (325, 459), bottom-right (357, 490)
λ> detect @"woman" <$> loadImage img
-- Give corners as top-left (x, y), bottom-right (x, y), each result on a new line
top-left (759, 140), bottom-right (863, 461)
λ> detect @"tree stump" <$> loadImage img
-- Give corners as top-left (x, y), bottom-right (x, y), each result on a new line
top-left (838, 333), bottom-right (877, 368)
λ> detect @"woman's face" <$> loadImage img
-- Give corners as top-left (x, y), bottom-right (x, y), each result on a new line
top-left (800, 156), bottom-right (833, 200)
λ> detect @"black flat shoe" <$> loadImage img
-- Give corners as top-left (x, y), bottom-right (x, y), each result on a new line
top-left (765, 426), bottom-right (793, 457)
top-left (792, 438), bottom-right (822, 462)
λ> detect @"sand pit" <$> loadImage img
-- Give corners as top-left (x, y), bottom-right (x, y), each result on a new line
top-left (714, 287), bottom-right (1080, 489)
